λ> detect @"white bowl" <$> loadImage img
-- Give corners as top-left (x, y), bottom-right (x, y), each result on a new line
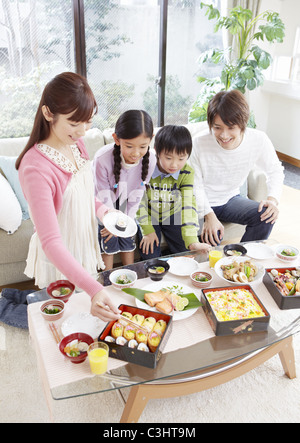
top-left (214, 256), bottom-right (264, 285)
top-left (109, 269), bottom-right (137, 289)
top-left (276, 245), bottom-right (299, 262)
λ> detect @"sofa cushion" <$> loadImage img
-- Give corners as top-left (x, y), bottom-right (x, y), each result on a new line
top-left (82, 128), bottom-right (105, 159)
top-left (0, 218), bottom-right (34, 264)
top-left (0, 174), bottom-right (22, 234)
top-left (0, 156), bottom-right (29, 219)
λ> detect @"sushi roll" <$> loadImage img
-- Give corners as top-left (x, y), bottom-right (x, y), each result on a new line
top-left (121, 311), bottom-right (133, 320)
top-left (123, 324), bottom-right (136, 341)
top-left (135, 329), bottom-right (148, 344)
top-left (104, 335), bottom-right (115, 343)
top-left (128, 339), bottom-right (138, 349)
top-left (115, 215), bottom-right (127, 232)
top-left (142, 316), bottom-right (156, 333)
top-left (147, 331), bottom-right (161, 353)
top-left (137, 343), bottom-right (149, 352)
top-left (132, 314), bottom-right (144, 325)
top-left (153, 320), bottom-right (167, 336)
top-left (116, 336), bottom-right (128, 346)
top-left (111, 322), bottom-right (124, 339)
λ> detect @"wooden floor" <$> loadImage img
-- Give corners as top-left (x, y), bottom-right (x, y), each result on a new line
top-left (2, 184), bottom-right (299, 292)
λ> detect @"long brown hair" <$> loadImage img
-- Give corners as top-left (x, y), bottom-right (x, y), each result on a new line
top-left (16, 72), bottom-right (98, 170)
top-left (112, 110), bottom-right (153, 191)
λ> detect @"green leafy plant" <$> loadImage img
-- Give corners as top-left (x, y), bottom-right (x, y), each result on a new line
top-left (188, 3), bottom-right (285, 124)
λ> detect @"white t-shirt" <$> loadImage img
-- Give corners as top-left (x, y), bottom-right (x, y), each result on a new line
top-left (190, 127), bottom-right (284, 217)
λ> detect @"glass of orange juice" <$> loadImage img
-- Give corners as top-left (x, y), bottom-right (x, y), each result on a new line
top-left (88, 341), bottom-right (109, 375)
top-left (209, 249), bottom-right (223, 268)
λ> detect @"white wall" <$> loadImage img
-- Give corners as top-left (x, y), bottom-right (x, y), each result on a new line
top-left (250, 0), bottom-right (300, 160)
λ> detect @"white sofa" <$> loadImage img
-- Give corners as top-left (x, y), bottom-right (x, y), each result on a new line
top-left (0, 122), bottom-right (267, 288)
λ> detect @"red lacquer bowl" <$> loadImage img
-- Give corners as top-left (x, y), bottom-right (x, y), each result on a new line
top-left (47, 280), bottom-right (75, 303)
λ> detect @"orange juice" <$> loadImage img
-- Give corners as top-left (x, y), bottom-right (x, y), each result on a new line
top-left (88, 342), bottom-right (108, 375)
top-left (209, 250), bottom-right (223, 268)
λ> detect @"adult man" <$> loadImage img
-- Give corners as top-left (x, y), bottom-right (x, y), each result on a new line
top-left (190, 90), bottom-right (284, 246)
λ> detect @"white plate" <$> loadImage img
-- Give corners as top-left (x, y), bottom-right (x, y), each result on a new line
top-left (61, 313), bottom-right (106, 339)
top-left (243, 243), bottom-right (274, 260)
top-left (135, 281), bottom-right (199, 321)
top-left (102, 212), bottom-right (137, 238)
top-left (167, 257), bottom-right (199, 276)
top-left (214, 256), bottom-right (265, 285)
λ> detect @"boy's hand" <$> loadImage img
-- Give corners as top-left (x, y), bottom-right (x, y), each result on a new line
top-left (189, 242), bottom-right (212, 253)
top-left (139, 232), bottom-right (159, 255)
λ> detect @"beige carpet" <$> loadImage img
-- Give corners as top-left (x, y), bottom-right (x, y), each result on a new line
top-left (1, 184), bottom-right (300, 423)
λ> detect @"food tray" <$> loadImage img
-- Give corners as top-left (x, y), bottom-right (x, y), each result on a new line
top-left (98, 304), bottom-right (173, 368)
top-left (201, 285), bottom-right (270, 336)
top-left (263, 267), bottom-right (300, 310)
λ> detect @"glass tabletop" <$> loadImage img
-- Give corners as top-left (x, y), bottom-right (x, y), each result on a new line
top-left (51, 244), bottom-right (300, 401)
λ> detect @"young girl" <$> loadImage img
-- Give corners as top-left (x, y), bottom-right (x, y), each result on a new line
top-left (16, 72), bottom-right (120, 322)
top-left (93, 110), bottom-right (156, 270)
top-left (137, 125), bottom-right (211, 259)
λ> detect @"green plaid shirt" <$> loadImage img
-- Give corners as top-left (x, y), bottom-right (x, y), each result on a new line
top-left (137, 163), bottom-right (199, 249)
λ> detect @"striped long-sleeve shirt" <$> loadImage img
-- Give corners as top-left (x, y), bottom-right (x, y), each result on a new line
top-left (137, 163), bottom-right (199, 249)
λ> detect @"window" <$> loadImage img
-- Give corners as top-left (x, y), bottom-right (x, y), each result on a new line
top-left (0, 0), bottom-right (222, 138)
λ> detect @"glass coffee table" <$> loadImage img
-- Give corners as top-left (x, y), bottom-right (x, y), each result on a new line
top-left (28, 246), bottom-right (300, 423)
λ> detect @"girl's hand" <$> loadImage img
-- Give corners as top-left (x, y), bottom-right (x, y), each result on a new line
top-left (100, 227), bottom-right (115, 243)
top-left (258, 199), bottom-right (279, 224)
top-left (90, 289), bottom-right (121, 322)
top-left (139, 232), bottom-right (159, 255)
top-left (201, 212), bottom-right (224, 246)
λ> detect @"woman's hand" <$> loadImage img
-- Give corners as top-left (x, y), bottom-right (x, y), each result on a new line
top-left (258, 198), bottom-right (279, 224)
top-left (200, 212), bottom-right (224, 246)
top-left (139, 232), bottom-right (159, 255)
top-left (90, 289), bottom-right (121, 322)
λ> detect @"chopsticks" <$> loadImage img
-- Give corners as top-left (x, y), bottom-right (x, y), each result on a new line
top-left (96, 301), bottom-right (149, 334)
top-left (49, 322), bottom-right (61, 344)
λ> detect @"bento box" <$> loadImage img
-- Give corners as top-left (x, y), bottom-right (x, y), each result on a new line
top-left (201, 285), bottom-right (270, 336)
top-left (98, 304), bottom-right (173, 368)
top-left (263, 267), bottom-right (300, 310)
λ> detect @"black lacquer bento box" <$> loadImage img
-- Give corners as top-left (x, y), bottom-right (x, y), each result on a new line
top-left (201, 285), bottom-right (270, 336)
top-left (98, 304), bottom-right (173, 368)
top-left (263, 267), bottom-right (300, 310)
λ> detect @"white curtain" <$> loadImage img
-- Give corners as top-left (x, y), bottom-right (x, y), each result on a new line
top-left (222, 0), bottom-right (262, 61)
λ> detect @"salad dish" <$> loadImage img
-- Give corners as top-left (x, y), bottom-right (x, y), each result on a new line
top-left (201, 285), bottom-right (270, 336)
top-left (99, 304), bottom-right (172, 368)
top-left (109, 269), bottom-right (137, 289)
top-left (263, 267), bottom-right (300, 310)
top-left (275, 245), bottom-right (299, 262)
top-left (40, 299), bottom-right (65, 321)
top-left (190, 271), bottom-right (212, 289)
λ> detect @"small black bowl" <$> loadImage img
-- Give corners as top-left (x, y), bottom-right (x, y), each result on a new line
top-left (223, 244), bottom-right (247, 257)
top-left (144, 259), bottom-right (170, 281)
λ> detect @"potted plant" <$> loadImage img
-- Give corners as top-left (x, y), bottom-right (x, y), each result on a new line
top-left (188, 3), bottom-right (285, 125)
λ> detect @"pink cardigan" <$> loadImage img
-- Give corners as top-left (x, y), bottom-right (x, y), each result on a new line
top-left (18, 139), bottom-right (108, 298)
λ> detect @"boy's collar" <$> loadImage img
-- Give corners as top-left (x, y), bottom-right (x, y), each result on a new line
top-left (152, 164), bottom-right (180, 180)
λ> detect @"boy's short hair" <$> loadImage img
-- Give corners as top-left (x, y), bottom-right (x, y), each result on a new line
top-left (155, 125), bottom-right (192, 157)
top-left (207, 90), bottom-right (250, 133)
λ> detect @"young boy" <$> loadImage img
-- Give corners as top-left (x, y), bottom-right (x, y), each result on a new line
top-left (137, 125), bottom-right (211, 259)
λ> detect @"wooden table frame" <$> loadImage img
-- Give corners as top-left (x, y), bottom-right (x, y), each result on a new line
top-left (120, 335), bottom-right (296, 423)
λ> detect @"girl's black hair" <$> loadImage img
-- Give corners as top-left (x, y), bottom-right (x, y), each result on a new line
top-left (113, 110), bottom-right (153, 189)
top-left (154, 125), bottom-right (192, 157)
